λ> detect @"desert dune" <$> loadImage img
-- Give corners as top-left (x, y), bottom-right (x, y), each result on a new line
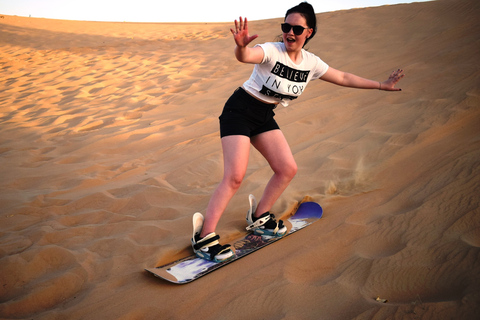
top-left (0, 0), bottom-right (479, 319)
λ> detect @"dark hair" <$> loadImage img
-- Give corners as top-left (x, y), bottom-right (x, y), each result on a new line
top-left (285, 2), bottom-right (317, 47)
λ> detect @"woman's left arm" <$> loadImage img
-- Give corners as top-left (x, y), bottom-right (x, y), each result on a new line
top-left (320, 67), bottom-right (404, 91)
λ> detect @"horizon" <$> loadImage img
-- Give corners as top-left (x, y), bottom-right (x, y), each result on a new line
top-left (1, 0), bottom-right (434, 23)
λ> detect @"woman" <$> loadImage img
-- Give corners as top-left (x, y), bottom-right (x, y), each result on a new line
top-left (191, 2), bottom-right (404, 262)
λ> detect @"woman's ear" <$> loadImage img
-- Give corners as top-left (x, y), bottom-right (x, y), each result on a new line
top-left (307, 28), bottom-right (314, 39)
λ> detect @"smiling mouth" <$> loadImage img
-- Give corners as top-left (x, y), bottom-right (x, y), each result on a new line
top-left (286, 37), bottom-right (296, 43)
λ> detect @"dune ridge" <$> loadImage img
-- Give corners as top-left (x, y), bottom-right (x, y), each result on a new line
top-left (1, 0), bottom-right (479, 319)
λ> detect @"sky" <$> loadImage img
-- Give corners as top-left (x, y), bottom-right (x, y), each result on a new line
top-left (1, 0), bottom-right (433, 23)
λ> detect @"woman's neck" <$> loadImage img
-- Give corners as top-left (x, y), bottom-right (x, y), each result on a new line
top-left (287, 49), bottom-right (303, 65)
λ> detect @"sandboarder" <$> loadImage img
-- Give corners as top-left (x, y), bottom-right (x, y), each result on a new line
top-left (192, 2), bottom-right (404, 262)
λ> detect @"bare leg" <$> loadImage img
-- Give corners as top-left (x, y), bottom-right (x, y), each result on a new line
top-left (251, 129), bottom-right (297, 217)
top-left (200, 135), bottom-right (251, 237)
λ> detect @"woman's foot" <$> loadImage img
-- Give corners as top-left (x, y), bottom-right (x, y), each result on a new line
top-left (191, 212), bottom-right (234, 262)
top-left (245, 194), bottom-right (287, 236)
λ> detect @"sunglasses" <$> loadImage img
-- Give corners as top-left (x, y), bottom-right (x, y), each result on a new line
top-left (281, 23), bottom-right (308, 35)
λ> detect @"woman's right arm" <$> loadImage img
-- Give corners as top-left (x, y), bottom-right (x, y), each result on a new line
top-left (230, 17), bottom-right (264, 64)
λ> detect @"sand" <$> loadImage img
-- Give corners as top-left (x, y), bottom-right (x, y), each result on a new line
top-left (1, 0), bottom-right (479, 318)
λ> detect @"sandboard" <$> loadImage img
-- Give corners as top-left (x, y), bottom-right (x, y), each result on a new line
top-left (145, 201), bottom-right (323, 284)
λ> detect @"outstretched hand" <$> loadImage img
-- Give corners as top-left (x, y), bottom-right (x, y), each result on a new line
top-left (230, 17), bottom-right (258, 48)
top-left (381, 69), bottom-right (405, 91)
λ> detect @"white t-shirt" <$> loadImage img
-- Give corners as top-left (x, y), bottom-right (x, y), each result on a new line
top-left (243, 42), bottom-right (329, 107)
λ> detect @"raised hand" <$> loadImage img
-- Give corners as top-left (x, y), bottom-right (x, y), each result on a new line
top-left (381, 69), bottom-right (405, 91)
top-left (230, 17), bottom-right (258, 48)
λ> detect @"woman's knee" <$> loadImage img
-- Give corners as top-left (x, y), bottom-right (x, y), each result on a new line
top-left (274, 160), bottom-right (297, 181)
top-left (222, 172), bottom-right (244, 190)
top-left (285, 161), bottom-right (298, 180)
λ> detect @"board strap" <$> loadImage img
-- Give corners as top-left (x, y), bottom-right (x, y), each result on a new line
top-left (192, 233), bottom-right (220, 250)
top-left (246, 212), bottom-right (271, 231)
top-left (206, 244), bottom-right (232, 261)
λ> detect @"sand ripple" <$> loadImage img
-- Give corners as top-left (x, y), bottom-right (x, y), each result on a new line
top-left (1, 0), bottom-right (479, 318)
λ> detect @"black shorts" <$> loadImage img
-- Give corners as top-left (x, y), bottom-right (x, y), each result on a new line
top-left (219, 87), bottom-right (280, 138)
